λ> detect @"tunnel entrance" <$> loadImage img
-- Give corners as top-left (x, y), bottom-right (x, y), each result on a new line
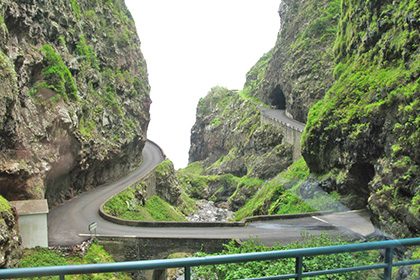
top-left (348, 162), bottom-right (375, 208)
top-left (271, 85), bottom-right (286, 109)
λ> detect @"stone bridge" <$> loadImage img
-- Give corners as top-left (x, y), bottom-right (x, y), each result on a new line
top-left (98, 235), bottom-right (238, 280)
top-left (260, 108), bottom-right (305, 161)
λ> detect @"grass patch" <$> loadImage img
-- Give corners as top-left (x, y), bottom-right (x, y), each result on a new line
top-left (104, 185), bottom-right (186, 222)
top-left (144, 196), bottom-right (186, 221)
top-left (39, 44), bottom-right (78, 101)
top-left (177, 192), bottom-right (198, 216)
top-left (18, 241), bottom-right (130, 280)
top-left (234, 159), bottom-right (313, 221)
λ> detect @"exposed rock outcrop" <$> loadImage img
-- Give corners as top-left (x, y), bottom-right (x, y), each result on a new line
top-left (245, 0), bottom-right (341, 123)
top-left (186, 87), bottom-right (292, 211)
top-left (154, 159), bottom-right (181, 206)
top-left (0, 196), bottom-right (22, 268)
top-left (189, 86), bottom-right (292, 179)
top-left (0, 0), bottom-right (150, 206)
top-left (301, 0), bottom-right (420, 238)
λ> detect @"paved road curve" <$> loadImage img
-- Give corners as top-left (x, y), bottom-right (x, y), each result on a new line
top-left (48, 140), bottom-right (375, 247)
top-left (48, 140), bottom-right (165, 246)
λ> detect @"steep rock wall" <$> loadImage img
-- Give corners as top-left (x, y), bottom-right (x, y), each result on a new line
top-left (302, 0), bottom-right (420, 238)
top-left (189, 86), bottom-right (292, 180)
top-left (245, 0), bottom-right (341, 123)
top-left (0, 0), bottom-right (150, 206)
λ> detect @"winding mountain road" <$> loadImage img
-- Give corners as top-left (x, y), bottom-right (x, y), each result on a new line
top-left (48, 140), bottom-right (165, 246)
top-left (48, 140), bottom-right (375, 247)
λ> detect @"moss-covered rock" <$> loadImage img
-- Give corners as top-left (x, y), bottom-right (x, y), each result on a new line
top-left (247, 0), bottom-right (341, 122)
top-left (0, 196), bottom-right (22, 268)
top-left (0, 0), bottom-right (150, 206)
top-left (189, 86), bottom-right (292, 180)
top-left (154, 159), bottom-right (181, 206)
top-left (302, 0), bottom-right (420, 238)
top-left (177, 162), bottom-right (264, 211)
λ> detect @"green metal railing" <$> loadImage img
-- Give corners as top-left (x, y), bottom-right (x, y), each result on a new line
top-left (1, 238), bottom-right (419, 280)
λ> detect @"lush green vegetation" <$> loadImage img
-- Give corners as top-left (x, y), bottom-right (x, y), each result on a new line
top-left (241, 50), bottom-right (273, 104)
top-left (301, 0), bottom-right (420, 237)
top-left (104, 159), bottom-right (194, 221)
top-left (104, 181), bottom-right (186, 222)
top-left (38, 44), bottom-right (78, 101)
top-left (193, 233), bottom-right (380, 279)
top-left (18, 241), bottom-right (130, 280)
top-left (0, 14), bottom-right (8, 41)
top-left (304, 0), bottom-right (420, 169)
top-left (234, 158), bottom-right (345, 221)
top-left (154, 159), bottom-right (174, 176)
top-left (235, 159), bottom-right (312, 220)
top-left (0, 195), bottom-right (11, 214)
top-left (177, 162), bottom-right (264, 209)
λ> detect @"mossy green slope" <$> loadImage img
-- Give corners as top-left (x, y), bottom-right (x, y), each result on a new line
top-left (104, 159), bottom-right (187, 222)
top-left (302, 0), bottom-right (420, 238)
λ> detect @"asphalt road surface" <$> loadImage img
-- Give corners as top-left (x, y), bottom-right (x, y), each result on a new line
top-left (261, 108), bottom-right (305, 132)
top-left (48, 140), bottom-right (165, 246)
top-left (48, 140), bottom-right (375, 247)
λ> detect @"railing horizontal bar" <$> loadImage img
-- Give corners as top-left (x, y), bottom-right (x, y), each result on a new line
top-left (241, 263), bottom-right (390, 280)
top-left (1, 238), bottom-right (419, 279)
top-left (199, 238), bottom-right (420, 265)
top-left (302, 263), bottom-right (387, 277)
top-left (393, 260), bottom-right (420, 267)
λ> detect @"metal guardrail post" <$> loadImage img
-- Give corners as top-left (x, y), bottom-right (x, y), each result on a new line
top-left (60, 274), bottom-right (65, 280)
top-left (295, 256), bottom-right (303, 280)
top-left (384, 248), bottom-right (394, 280)
top-left (185, 266), bottom-right (191, 280)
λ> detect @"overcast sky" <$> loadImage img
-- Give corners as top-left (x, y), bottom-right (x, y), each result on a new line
top-left (125, 0), bottom-right (281, 169)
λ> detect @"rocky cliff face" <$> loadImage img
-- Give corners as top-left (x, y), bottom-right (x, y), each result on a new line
top-left (186, 87), bottom-right (292, 211)
top-left (154, 159), bottom-right (181, 206)
top-left (245, 0), bottom-right (341, 123)
top-left (189, 86), bottom-right (292, 180)
top-left (0, 0), bottom-right (150, 206)
top-left (188, 0), bottom-right (420, 239)
top-left (302, 0), bottom-right (420, 238)
top-left (0, 196), bottom-right (22, 268)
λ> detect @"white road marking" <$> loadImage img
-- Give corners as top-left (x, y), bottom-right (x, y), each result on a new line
top-left (312, 216), bottom-right (329, 224)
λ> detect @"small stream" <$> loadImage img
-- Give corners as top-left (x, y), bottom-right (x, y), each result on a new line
top-left (186, 200), bottom-right (234, 222)
top-left (169, 200), bottom-right (233, 280)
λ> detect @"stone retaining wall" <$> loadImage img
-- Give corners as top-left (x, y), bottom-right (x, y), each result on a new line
top-left (261, 114), bottom-right (303, 161)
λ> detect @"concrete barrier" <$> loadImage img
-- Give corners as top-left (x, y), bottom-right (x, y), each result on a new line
top-left (260, 114), bottom-right (303, 161)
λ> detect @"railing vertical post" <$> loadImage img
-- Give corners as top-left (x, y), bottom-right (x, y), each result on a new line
top-left (384, 248), bottom-right (394, 280)
top-left (59, 274), bottom-right (65, 280)
top-left (185, 266), bottom-right (191, 280)
top-left (295, 256), bottom-right (303, 280)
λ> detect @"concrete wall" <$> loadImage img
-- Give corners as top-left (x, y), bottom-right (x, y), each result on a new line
top-left (18, 213), bottom-right (48, 248)
top-left (98, 236), bottom-right (238, 280)
top-left (261, 115), bottom-right (303, 161)
top-left (11, 200), bottom-right (49, 248)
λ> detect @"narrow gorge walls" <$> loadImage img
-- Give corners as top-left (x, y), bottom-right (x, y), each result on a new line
top-left (302, 0), bottom-right (420, 238)
top-left (0, 0), bottom-right (150, 206)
